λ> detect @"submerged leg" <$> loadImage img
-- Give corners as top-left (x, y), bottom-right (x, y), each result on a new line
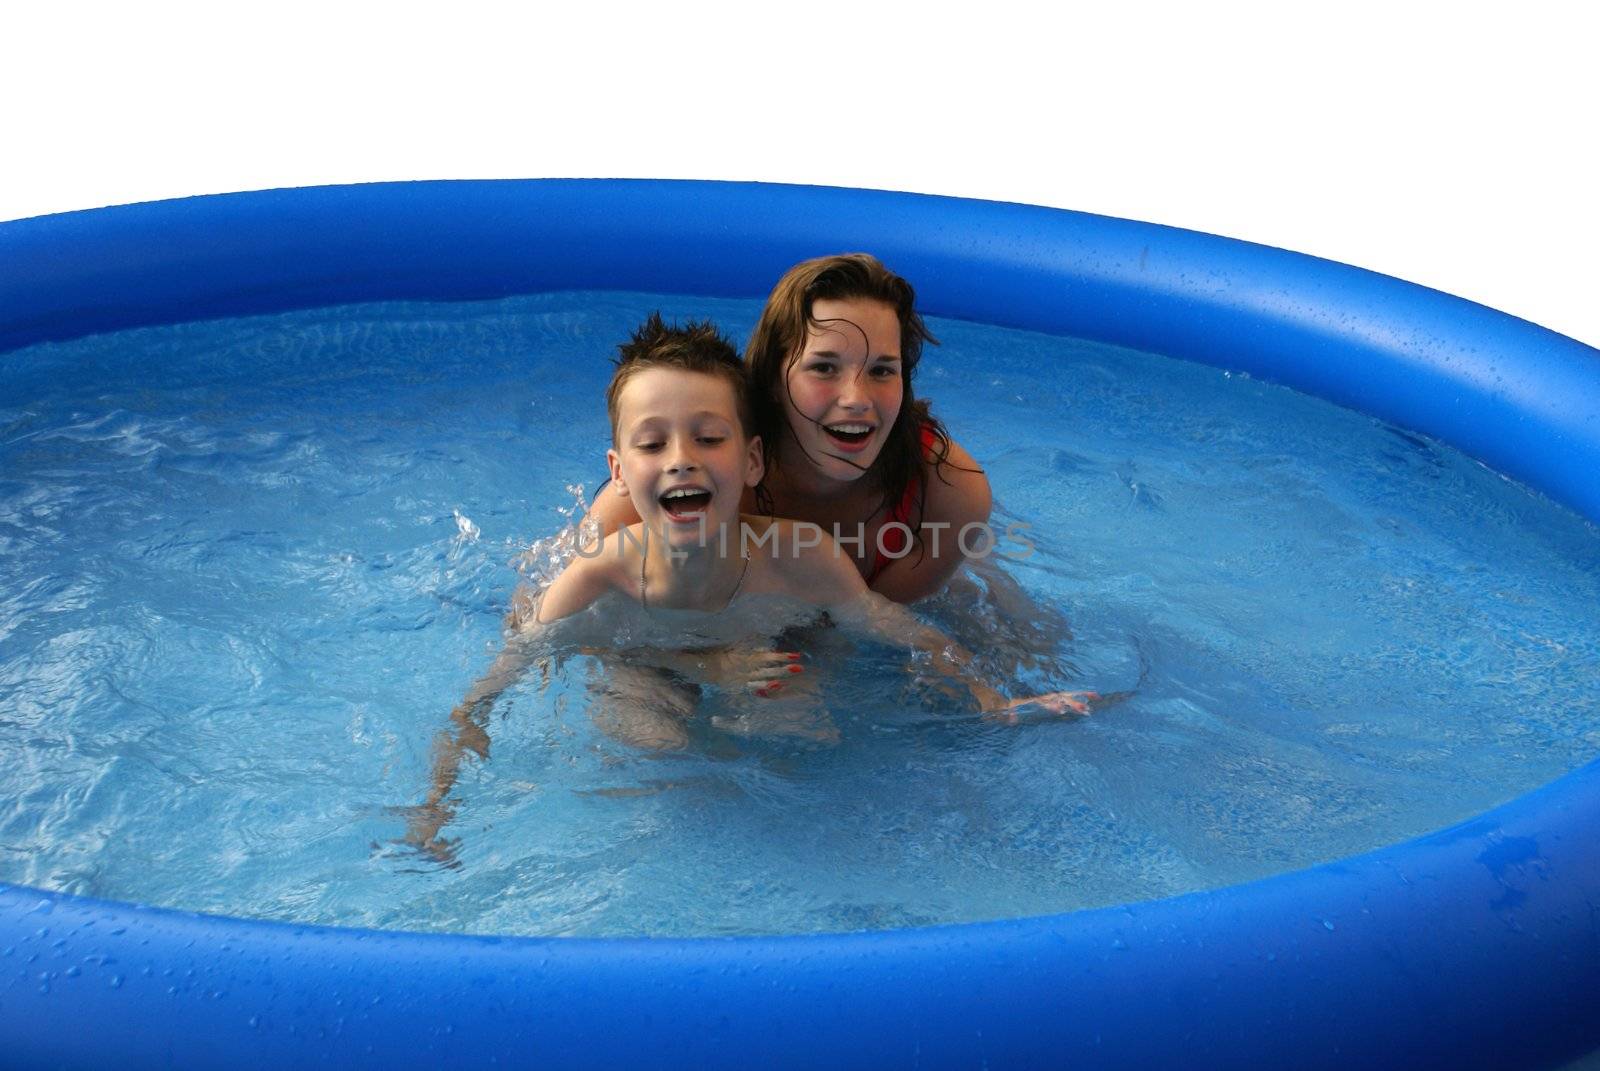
top-left (587, 660), bottom-right (698, 751)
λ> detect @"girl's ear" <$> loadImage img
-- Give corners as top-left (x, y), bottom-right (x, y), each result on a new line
top-left (744, 435), bottom-right (765, 488)
top-left (606, 448), bottom-right (629, 496)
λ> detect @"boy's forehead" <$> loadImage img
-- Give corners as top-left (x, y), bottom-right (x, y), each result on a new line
top-left (617, 367), bottom-right (741, 425)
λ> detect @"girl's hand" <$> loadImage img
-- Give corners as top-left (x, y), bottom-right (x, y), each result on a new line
top-left (712, 669), bottom-right (835, 742)
top-left (689, 647), bottom-right (805, 698)
top-left (983, 690), bottom-right (1101, 725)
top-left (744, 649), bottom-right (806, 699)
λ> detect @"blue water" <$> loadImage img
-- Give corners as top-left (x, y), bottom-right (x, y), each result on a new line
top-left (1, 292), bottom-right (1597, 937)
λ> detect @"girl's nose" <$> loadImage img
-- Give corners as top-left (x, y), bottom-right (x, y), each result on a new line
top-left (837, 374), bottom-right (871, 411)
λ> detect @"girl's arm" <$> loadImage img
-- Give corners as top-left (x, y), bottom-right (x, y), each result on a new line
top-left (869, 439), bottom-right (994, 605)
top-left (584, 480), bottom-right (643, 540)
top-left (827, 592), bottom-right (1089, 717)
top-left (786, 531), bottom-right (1089, 718)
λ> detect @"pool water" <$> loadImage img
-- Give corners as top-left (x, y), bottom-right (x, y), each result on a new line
top-left (1, 292), bottom-right (1597, 937)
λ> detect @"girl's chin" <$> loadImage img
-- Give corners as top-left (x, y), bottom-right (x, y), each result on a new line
top-left (820, 453), bottom-right (881, 480)
top-left (811, 431), bottom-right (885, 471)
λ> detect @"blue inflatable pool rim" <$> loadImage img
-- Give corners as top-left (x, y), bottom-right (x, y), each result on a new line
top-left (2, 180), bottom-right (1597, 1070)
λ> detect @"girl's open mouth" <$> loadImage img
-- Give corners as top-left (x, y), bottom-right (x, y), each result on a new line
top-left (824, 423), bottom-right (874, 448)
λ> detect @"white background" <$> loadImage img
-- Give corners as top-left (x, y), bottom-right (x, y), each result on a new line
top-left (4, 3), bottom-right (1595, 347)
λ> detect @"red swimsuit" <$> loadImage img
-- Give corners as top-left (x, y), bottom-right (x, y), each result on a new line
top-left (865, 424), bottom-right (937, 583)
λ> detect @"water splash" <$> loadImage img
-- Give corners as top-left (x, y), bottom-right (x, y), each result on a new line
top-left (452, 510), bottom-right (480, 544)
top-left (510, 483), bottom-right (598, 591)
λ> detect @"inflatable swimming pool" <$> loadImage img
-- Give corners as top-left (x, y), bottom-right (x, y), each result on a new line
top-left (2, 180), bottom-right (1597, 1069)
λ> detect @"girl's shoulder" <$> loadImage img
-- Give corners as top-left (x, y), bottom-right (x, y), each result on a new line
top-left (920, 431), bottom-right (992, 528)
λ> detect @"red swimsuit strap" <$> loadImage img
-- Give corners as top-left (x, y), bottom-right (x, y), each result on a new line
top-left (866, 423), bottom-right (938, 583)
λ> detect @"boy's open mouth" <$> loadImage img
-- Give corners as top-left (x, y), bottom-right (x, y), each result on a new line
top-left (659, 487), bottom-right (712, 518)
top-left (824, 422), bottom-right (874, 446)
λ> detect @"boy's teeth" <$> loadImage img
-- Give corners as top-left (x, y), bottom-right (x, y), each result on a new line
top-left (659, 487), bottom-right (713, 516)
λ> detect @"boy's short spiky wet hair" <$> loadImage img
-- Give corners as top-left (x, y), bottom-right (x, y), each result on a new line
top-left (606, 312), bottom-right (753, 442)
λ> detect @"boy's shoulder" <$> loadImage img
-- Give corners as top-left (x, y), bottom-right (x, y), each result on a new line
top-left (741, 515), bottom-right (866, 605)
top-left (738, 515), bottom-right (820, 560)
top-left (526, 528), bottom-right (639, 626)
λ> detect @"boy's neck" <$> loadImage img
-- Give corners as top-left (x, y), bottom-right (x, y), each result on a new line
top-left (639, 522), bottom-right (748, 611)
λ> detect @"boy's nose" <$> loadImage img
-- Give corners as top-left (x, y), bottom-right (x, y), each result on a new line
top-left (664, 443), bottom-right (699, 472)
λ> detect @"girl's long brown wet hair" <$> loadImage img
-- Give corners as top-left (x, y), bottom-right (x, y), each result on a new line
top-left (745, 253), bottom-right (957, 541)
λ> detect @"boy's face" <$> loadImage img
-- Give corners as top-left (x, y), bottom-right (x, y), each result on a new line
top-left (607, 368), bottom-right (763, 547)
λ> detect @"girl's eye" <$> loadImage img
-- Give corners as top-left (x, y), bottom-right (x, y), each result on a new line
top-left (806, 360), bottom-right (837, 376)
top-left (697, 436), bottom-right (725, 446)
top-left (871, 364), bottom-right (900, 379)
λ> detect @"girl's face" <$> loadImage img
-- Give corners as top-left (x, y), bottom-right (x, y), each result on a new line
top-left (781, 297), bottom-right (905, 484)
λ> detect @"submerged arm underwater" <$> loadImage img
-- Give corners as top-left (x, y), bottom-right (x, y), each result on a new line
top-left (827, 592), bottom-right (1107, 720)
top-left (404, 573), bottom-right (1121, 857)
top-left (405, 638), bottom-right (544, 861)
top-left (405, 602), bottom-right (811, 857)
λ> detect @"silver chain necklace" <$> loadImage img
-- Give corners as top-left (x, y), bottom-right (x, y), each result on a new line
top-left (640, 546), bottom-right (750, 613)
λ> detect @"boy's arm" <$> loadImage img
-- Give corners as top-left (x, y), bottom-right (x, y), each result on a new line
top-left (406, 638), bottom-right (542, 859)
top-left (406, 546), bottom-right (623, 857)
top-left (536, 538), bottom-right (625, 624)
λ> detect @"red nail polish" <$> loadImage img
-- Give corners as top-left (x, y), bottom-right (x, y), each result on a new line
top-left (787, 664), bottom-right (803, 674)
top-left (785, 652), bottom-right (801, 661)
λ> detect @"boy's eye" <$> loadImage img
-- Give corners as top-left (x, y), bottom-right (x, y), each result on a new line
top-left (635, 441), bottom-right (664, 452)
top-left (697, 436), bottom-right (726, 446)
